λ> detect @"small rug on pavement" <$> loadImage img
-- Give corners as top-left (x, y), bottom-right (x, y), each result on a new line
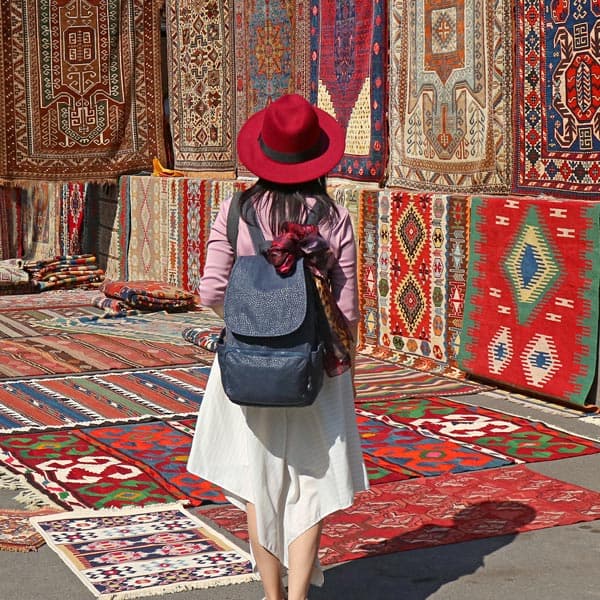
top-left (353, 354), bottom-right (491, 403)
top-left (357, 396), bottom-right (600, 462)
top-left (201, 465), bottom-right (600, 566)
top-left (0, 508), bottom-right (59, 551)
top-left (31, 503), bottom-right (257, 599)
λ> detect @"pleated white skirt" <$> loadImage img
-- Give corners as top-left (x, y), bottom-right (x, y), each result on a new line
top-left (187, 357), bottom-right (369, 585)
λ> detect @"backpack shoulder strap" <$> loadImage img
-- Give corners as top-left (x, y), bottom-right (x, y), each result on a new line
top-left (226, 192), bottom-right (266, 256)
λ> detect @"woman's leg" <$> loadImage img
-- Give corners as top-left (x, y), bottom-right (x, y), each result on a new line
top-left (286, 520), bottom-right (323, 600)
top-left (247, 502), bottom-right (286, 600)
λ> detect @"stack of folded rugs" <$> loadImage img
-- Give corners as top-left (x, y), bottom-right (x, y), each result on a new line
top-left (94, 280), bottom-right (199, 314)
top-left (24, 254), bottom-right (105, 291)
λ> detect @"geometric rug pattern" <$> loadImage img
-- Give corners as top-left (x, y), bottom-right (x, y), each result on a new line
top-left (311, 0), bottom-right (388, 182)
top-left (0, 366), bottom-right (210, 431)
top-left (458, 196), bottom-right (600, 406)
top-left (200, 465), bottom-right (600, 566)
top-left (0, 333), bottom-right (213, 379)
top-left (388, 0), bottom-right (512, 192)
top-left (166, 0), bottom-right (236, 172)
top-left (514, 0), bottom-right (600, 197)
top-left (0, 0), bottom-right (166, 183)
top-left (353, 354), bottom-right (491, 404)
top-left (0, 417), bottom-right (228, 510)
top-left (31, 504), bottom-right (256, 599)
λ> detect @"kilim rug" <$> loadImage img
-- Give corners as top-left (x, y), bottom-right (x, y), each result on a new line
top-left (59, 183), bottom-right (86, 256)
top-left (356, 413), bottom-right (512, 479)
top-left (0, 418), bottom-right (227, 510)
top-left (31, 504), bottom-right (256, 599)
top-left (0, 0), bottom-right (165, 183)
top-left (387, 0), bottom-right (512, 192)
top-left (235, 0), bottom-right (311, 179)
top-left (356, 187), bottom-right (380, 349)
top-left (458, 196), bottom-right (600, 407)
top-left (353, 354), bottom-right (490, 404)
top-left (166, 0), bottom-right (236, 172)
top-left (0, 288), bottom-right (100, 311)
top-left (0, 306), bottom-right (103, 339)
top-left (0, 333), bottom-right (213, 379)
top-left (200, 465), bottom-right (600, 565)
top-left (357, 396), bottom-right (600, 462)
top-left (0, 187), bottom-right (22, 260)
top-left (40, 310), bottom-right (223, 345)
top-left (310, 0), bottom-right (388, 182)
top-left (0, 508), bottom-right (58, 552)
top-left (514, 1), bottom-right (600, 197)
top-left (20, 183), bottom-right (61, 261)
top-left (0, 365), bottom-right (209, 430)
top-left (377, 190), bottom-right (458, 365)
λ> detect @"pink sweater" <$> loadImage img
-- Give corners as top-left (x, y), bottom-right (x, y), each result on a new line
top-left (199, 195), bottom-right (360, 327)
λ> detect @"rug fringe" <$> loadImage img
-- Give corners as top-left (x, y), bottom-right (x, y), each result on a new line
top-left (99, 573), bottom-right (260, 600)
top-left (0, 466), bottom-right (59, 509)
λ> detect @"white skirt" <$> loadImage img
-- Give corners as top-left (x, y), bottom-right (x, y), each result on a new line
top-left (187, 357), bottom-right (369, 586)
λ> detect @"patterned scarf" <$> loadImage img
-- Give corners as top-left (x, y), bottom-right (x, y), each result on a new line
top-left (265, 222), bottom-right (353, 377)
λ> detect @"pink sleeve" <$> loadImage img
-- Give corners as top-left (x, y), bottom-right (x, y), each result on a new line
top-left (327, 209), bottom-right (360, 327)
top-left (198, 197), bottom-right (234, 307)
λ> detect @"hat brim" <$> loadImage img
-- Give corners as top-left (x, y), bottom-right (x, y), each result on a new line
top-left (237, 104), bottom-right (346, 184)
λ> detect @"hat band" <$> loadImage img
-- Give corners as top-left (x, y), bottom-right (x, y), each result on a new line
top-left (258, 134), bottom-right (323, 164)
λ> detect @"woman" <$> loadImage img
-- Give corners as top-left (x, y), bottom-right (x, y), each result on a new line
top-left (187, 93), bottom-right (369, 600)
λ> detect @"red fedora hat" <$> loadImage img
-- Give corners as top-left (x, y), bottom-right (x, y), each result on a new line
top-left (237, 94), bottom-right (346, 184)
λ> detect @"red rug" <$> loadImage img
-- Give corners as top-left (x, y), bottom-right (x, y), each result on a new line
top-left (357, 396), bottom-right (600, 462)
top-left (458, 196), bottom-right (600, 406)
top-left (354, 354), bottom-right (490, 403)
top-left (200, 465), bottom-right (600, 565)
top-left (0, 332), bottom-right (213, 379)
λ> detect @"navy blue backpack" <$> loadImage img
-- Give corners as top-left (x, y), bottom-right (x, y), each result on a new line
top-left (216, 194), bottom-right (327, 407)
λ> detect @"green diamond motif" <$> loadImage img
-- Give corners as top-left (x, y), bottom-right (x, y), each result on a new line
top-left (503, 206), bottom-right (560, 325)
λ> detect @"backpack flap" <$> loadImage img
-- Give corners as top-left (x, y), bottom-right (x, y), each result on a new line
top-left (224, 255), bottom-right (307, 337)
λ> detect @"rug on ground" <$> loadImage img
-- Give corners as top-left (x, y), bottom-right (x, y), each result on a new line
top-left (0, 508), bottom-right (59, 552)
top-left (0, 418), bottom-right (227, 510)
top-left (31, 503), bottom-right (257, 599)
top-left (200, 464), bottom-right (600, 565)
top-left (0, 365), bottom-right (209, 430)
top-left (458, 196), bottom-right (600, 407)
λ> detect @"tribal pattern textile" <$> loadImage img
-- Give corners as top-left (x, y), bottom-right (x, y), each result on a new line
top-left (0, 508), bottom-right (58, 552)
top-left (388, 0), bottom-right (512, 191)
top-left (0, 288), bottom-right (100, 311)
top-left (166, 0), bottom-right (235, 172)
top-left (356, 414), bottom-right (512, 477)
top-left (358, 397), bottom-right (600, 462)
top-left (0, 332), bottom-right (213, 379)
top-left (0, 0), bottom-right (165, 183)
top-left (0, 188), bottom-right (22, 259)
top-left (310, 0), bottom-right (388, 182)
top-left (514, 1), bottom-right (600, 196)
top-left (31, 504), bottom-right (255, 598)
top-left (235, 0), bottom-right (311, 178)
top-left (21, 183), bottom-right (61, 261)
top-left (0, 306), bottom-right (103, 339)
top-left (353, 354), bottom-right (490, 403)
top-left (0, 418), bottom-right (227, 510)
top-left (0, 366), bottom-right (209, 431)
top-left (458, 196), bottom-right (600, 406)
top-left (200, 465), bottom-right (600, 565)
top-left (59, 183), bottom-right (86, 256)
top-left (356, 188), bottom-right (380, 349)
top-left (378, 191), bottom-right (453, 364)
top-left (41, 310), bottom-right (222, 346)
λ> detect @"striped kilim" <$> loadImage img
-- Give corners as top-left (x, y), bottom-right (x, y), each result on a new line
top-left (0, 366), bottom-right (210, 431)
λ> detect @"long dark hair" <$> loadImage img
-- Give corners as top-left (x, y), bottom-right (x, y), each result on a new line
top-left (237, 177), bottom-right (340, 235)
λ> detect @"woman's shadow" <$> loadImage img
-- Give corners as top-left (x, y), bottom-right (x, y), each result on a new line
top-left (311, 500), bottom-right (536, 600)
